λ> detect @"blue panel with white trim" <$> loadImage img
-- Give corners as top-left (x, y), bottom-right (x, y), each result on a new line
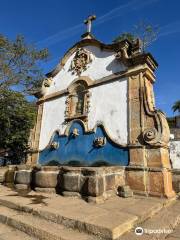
top-left (38, 120), bottom-right (129, 166)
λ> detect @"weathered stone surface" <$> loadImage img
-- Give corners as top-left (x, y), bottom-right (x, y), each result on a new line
top-left (0, 223), bottom-right (35, 240)
top-left (148, 171), bottom-right (164, 196)
top-left (126, 169), bottom-right (146, 193)
top-left (15, 184), bottom-right (30, 191)
top-left (172, 170), bottom-right (180, 193)
top-left (87, 176), bottom-right (104, 197)
top-left (129, 148), bottom-right (144, 166)
top-left (114, 171), bottom-right (125, 188)
top-left (105, 174), bottom-right (115, 191)
top-left (62, 191), bottom-right (81, 198)
top-left (0, 168), bottom-right (8, 183)
top-left (146, 148), bottom-right (171, 168)
top-left (62, 173), bottom-right (80, 192)
top-left (35, 187), bottom-right (56, 193)
top-left (117, 185), bottom-right (133, 198)
top-left (86, 195), bottom-right (105, 204)
top-left (14, 170), bottom-right (32, 185)
top-left (33, 170), bottom-right (59, 188)
top-left (16, 165), bottom-right (32, 171)
top-left (5, 168), bottom-right (16, 183)
top-left (0, 205), bottom-right (96, 240)
top-left (0, 185), bottom-right (177, 240)
top-left (148, 169), bottom-right (176, 198)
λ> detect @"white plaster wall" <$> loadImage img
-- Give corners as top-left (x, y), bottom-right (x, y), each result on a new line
top-left (170, 140), bottom-right (180, 169)
top-left (47, 45), bottom-right (126, 95)
top-left (39, 96), bottom-right (67, 150)
top-left (39, 78), bottom-right (128, 150)
top-left (89, 79), bottom-right (128, 145)
top-left (39, 45), bottom-right (128, 150)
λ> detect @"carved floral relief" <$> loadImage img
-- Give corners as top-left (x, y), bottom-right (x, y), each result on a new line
top-left (69, 48), bottom-right (93, 76)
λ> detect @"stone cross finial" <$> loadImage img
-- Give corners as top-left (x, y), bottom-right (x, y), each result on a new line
top-left (84, 15), bottom-right (96, 33)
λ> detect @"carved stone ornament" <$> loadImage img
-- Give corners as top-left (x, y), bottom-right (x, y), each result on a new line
top-left (43, 77), bottom-right (52, 87)
top-left (143, 128), bottom-right (158, 145)
top-left (72, 128), bottom-right (79, 137)
top-left (50, 141), bottom-right (59, 150)
top-left (65, 82), bottom-right (91, 121)
top-left (93, 137), bottom-right (106, 148)
top-left (69, 48), bottom-right (93, 76)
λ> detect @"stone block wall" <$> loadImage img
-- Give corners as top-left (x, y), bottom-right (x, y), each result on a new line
top-left (0, 165), bottom-right (125, 203)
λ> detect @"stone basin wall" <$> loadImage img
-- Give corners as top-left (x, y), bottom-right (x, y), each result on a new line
top-left (0, 165), bottom-right (125, 203)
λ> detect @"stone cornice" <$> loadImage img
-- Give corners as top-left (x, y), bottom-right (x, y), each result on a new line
top-left (37, 67), bottom-right (151, 105)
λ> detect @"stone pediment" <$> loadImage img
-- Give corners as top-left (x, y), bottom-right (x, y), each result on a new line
top-left (33, 38), bottom-right (158, 99)
top-left (45, 38), bottom-right (157, 79)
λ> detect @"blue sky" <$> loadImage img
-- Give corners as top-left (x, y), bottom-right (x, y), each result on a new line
top-left (0, 0), bottom-right (180, 116)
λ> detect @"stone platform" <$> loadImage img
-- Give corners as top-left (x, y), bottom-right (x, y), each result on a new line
top-left (1, 165), bottom-right (126, 202)
top-left (0, 185), bottom-right (178, 240)
top-left (0, 165), bottom-right (177, 202)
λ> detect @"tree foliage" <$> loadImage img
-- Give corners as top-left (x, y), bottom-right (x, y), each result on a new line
top-left (0, 34), bottom-right (49, 163)
top-left (172, 100), bottom-right (180, 113)
top-left (0, 89), bottom-right (37, 163)
top-left (134, 21), bottom-right (159, 51)
top-left (0, 34), bottom-right (49, 93)
top-left (113, 21), bottom-right (159, 51)
top-left (113, 32), bottom-right (135, 43)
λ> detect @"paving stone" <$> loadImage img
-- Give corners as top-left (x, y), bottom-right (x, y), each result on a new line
top-left (0, 206), bottom-right (97, 240)
top-left (0, 223), bottom-right (14, 234)
top-left (121, 198), bottom-right (163, 222)
top-left (0, 223), bottom-right (35, 240)
top-left (85, 211), bottom-right (138, 239)
top-left (166, 223), bottom-right (180, 238)
top-left (0, 185), bottom-right (178, 240)
top-left (119, 231), bottom-right (154, 240)
top-left (165, 237), bottom-right (179, 240)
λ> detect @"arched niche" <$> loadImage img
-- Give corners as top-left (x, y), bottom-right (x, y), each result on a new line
top-left (65, 78), bottom-right (92, 123)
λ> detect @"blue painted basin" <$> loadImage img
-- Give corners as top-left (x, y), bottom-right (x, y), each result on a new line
top-left (39, 120), bottom-right (129, 166)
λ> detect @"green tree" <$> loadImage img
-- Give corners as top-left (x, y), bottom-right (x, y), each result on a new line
top-left (113, 32), bottom-right (135, 43)
top-left (0, 89), bottom-right (37, 163)
top-left (134, 21), bottom-right (159, 52)
top-left (0, 34), bottom-right (49, 163)
top-left (172, 100), bottom-right (180, 113)
top-left (0, 34), bottom-right (49, 94)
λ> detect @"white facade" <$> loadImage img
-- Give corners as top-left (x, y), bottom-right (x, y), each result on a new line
top-left (170, 140), bottom-right (180, 169)
top-left (46, 46), bottom-right (126, 94)
top-left (39, 46), bottom-right (128, 150)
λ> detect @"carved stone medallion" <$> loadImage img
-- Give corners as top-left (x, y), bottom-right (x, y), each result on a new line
top-left (69, 48), bottom-right (93, 76)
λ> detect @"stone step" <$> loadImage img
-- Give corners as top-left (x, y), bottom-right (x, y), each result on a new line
top-left (0, 193), bottom-right (139, 239)
top-left (0, 186), bottom-right (176, 240)
top-left (0, 197), bottom-right (138, 240)
top-left (0, 206), bottom-right (97, 240)
top-left (0, 222), bottom-right (36, 240)
top-left (119, 199), bottom-right (180, 239)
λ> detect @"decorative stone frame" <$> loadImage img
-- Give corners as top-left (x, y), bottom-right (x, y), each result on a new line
top-left (65, 78), bottom-right (92, 123)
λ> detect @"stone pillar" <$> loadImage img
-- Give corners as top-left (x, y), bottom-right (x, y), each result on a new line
top-left (27, 103), bottom-right (44, 165)
top-left (126, 67), bottom-right (175, 198)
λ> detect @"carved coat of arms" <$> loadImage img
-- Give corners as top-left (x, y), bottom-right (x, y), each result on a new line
top-left (69, 48), bottom-right (93, 76)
